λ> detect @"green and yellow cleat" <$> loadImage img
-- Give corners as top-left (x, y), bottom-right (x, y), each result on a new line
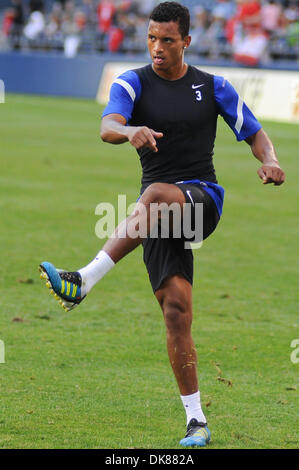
top-left (39, 261), bottom-right (85, 312)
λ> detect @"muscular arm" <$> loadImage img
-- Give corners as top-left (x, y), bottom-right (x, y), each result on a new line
top-left (100, 113), bottom-right (129, 144)
top-left (245, 128), bottom-right (285, 185)
top-left (100, 114), bottom-right (163, 153)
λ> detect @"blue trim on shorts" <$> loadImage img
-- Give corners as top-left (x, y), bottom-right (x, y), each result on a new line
top-left (175, 179), bottom-right (225, 216)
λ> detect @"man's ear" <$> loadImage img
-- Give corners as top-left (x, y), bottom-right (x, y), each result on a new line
top-left (184, 35), bottom-right (192, 49)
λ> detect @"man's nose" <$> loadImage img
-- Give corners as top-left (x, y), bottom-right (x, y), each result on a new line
top-left (153, 40), bottom-right (163, 53)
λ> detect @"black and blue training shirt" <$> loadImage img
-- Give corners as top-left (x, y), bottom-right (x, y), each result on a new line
top-left (102, 64), bottom-right (262, 216)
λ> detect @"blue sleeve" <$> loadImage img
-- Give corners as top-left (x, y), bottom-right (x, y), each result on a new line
top-left (214, 75), bottom-right (262, 141)
top-left (102, 70), bottom-right (142, 123)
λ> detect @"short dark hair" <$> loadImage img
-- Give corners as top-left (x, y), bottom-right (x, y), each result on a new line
top-left (149, 2), bottom-right (190, 39)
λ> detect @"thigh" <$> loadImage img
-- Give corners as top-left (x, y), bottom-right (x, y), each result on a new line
top-left (142, 236), bottom-right (194, 293)
top-left (176, 183), bottom-right (220, 241)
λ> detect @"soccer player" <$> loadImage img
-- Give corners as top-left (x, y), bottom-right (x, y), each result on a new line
top-left (40, 1), bottom-right (285, 447)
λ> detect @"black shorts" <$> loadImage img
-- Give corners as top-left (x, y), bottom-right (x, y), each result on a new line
top-left (142, 183), bottom-right (220, 292)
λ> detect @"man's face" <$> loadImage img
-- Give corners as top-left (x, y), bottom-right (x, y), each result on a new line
top-left (147, 20), bottom-right (191, 77)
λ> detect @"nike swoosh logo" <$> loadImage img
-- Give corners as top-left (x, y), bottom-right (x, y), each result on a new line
top-left (186, 190), bottom-right (195, 207)
top-left (192, 84), bottom-right (205, 89)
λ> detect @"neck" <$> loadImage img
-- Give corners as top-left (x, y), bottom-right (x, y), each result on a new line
top-left (152, 61), bottom-right (188, 81)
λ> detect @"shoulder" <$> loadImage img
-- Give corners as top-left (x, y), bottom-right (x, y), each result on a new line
top-left (211, 74), bottom-right (262, 141)
top-left (112, 65), bottom-right (152, 100)
top-left (113, 69), bottom-right (143, 101)
top-left (131, 64), bottom-right (153, 79)
top-left (213, 75), bottom-right (231, 93)
top-left (212, 75), bottom-right (241, 110)
top-left (189, 65), bottom-right (214, 81)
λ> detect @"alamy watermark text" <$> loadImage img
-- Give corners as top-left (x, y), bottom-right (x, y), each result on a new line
top-left (95, 195), bottom-right (203, 249)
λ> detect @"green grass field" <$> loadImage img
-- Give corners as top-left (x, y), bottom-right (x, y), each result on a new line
top-left (0, 93), bottom-right (298, 449)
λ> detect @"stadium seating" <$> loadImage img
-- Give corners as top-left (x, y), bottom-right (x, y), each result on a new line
top-left (0, 0), bottom-right (298, 63)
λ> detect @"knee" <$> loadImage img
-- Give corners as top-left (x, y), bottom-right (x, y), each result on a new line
top-left (141, 183), bottom-right (165, 205)
top-left (162, 297), bottom-right (192, 336)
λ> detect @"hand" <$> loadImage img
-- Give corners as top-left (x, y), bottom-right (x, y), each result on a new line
top-left (126, 126), bottom-right (163, 153)
top-left (257, 164), bottom-right (285, 186)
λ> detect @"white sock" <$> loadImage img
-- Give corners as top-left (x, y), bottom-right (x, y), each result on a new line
top-left (78, 250), bottom-right (115, 296)
top-left (180, 391), bottom-right (207, 426)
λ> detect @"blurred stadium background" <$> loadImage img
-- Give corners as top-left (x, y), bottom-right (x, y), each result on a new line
top-left (1, 1), bottom-right (299, 101)
top-left (1, 0), bottom-right (299, 62)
